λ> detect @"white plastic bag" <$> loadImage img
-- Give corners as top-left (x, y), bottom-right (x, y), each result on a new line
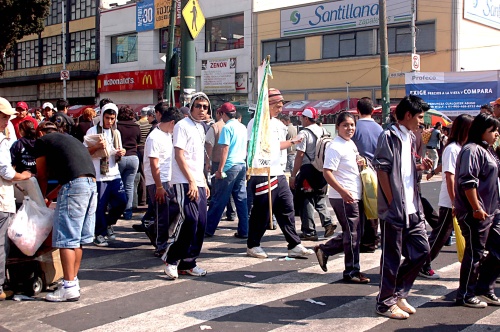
top-left (8, 197), bottom-right (54, 256)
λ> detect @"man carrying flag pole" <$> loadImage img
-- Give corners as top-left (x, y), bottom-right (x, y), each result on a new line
top-left (246, 57), bottom-right (314, 259)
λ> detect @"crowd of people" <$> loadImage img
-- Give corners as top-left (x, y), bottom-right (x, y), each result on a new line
top-left (0, 91), bottom-right (498, 321)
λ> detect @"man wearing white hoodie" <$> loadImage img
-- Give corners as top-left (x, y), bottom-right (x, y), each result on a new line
top-left (84, 103), bottom-right (127, 247)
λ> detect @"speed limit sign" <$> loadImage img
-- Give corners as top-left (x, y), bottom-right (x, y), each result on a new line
top-left (411, 53), bottom-right (420, 72)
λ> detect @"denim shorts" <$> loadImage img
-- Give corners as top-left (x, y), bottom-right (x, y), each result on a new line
top-left (53, 177), bottom-right (98, 248)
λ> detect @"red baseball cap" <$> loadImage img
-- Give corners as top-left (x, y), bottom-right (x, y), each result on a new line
top-left (298, 107), bottom-right (319, 120)
top-left (218, 102), bottom-right (236, 114)
top-left (16, 101), bottom-right (28, 110)
top-left (490, 97), bottom-right (500, 106)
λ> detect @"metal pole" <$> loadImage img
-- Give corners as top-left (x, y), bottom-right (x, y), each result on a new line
top-left (379, 0), bottom-right (391, 126)
top-left (346, 82), bottom-right (350, 109)
top-left (180, 0), bottom-right (196, 106)
top-left (410, 0), bottom-right (417, 72)
top-left (163, 0), bottom-right (177, 105)
top-left (62, 0), bottom-right (67, 100)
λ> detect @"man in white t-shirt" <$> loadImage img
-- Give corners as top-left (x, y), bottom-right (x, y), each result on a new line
top-left (290, 107), bottom-right (335, 241)
top-left (85, 103), bottom-right (127, 247)
top-left (246, 88), bottom-right (314, 259)
top-left (162, 92), bottom-right (212, 280)
top-left (143, 107), bottom-right (184, 257)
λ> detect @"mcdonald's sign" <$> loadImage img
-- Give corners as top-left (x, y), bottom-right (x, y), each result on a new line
top-left (97, 70), bottom-right (164, 93)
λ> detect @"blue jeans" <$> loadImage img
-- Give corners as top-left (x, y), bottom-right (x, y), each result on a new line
top-left (53, 177), bottom-right (97, 248)
top-left (118, 155), bottom-right (139, 214)
top-left (206, 164), bottom-right (249, 236)
top-left (95, 178), bottom-right (127, 237)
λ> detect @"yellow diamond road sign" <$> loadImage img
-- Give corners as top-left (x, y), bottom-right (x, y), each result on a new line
top-left (182, 0), bottom-right (205, 39)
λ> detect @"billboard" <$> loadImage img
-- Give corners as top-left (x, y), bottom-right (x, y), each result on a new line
top-left (136, 0), bottom-right (155, 32)
top-left (97, 70), bottom-right (164, 93)
top-left (136, 0), bottom-right (181, 32)
top-left (464, 0), bottom-right (500, 30)
top-left (280, 0), bottom-right (412, 37)
top-left (201, 58), bottom-right (236, 94)
top-left (405, 71), bottom-right (500, 116)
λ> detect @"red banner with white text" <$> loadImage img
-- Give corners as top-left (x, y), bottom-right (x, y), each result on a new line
top-left (97, 70), bottom-right (164, 93)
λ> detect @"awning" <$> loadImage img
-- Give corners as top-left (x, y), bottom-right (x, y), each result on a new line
top-left (282, 99), bottom-right (359, 116)
top-left (67, 105), bottom-right (96, 118)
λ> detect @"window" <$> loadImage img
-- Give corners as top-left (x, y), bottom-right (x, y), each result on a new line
top-left (262, 38), bottom-right (305, 63)
top-left (45, 0), bottom-right (62, 26)
top-left (159, 27), bottom-right (181, 54)
top-left (205, 14), bottom-right (244, 52)
top-left (17, 40), bottom-right (39, 69)
top-left (387, 23), bottom-right (435, 53)
top-left (70, 29), bottom-right (96, 62)
top-left (323, 30), bottom-right (375, 59)
top-left (4, 49), bottom-right (16, 71)
top-left (42, 35), bottom-right (63, 66)
top-left (70, 0), bottom-right (96, 20)
top-left (111, 33), bottom-right (138, 64)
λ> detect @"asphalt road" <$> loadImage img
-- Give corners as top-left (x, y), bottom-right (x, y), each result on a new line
top-left (1, 179), bottom-right (499, 332)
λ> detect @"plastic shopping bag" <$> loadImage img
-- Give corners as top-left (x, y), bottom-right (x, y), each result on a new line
top-left (360, 166), bottom-right (378, 220)
top-left (8, 197), bottom-right (54, 256)
top-left (453, 217), bottom-right (465, 263)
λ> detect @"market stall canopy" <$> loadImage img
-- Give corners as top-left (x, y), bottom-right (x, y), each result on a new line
top-left (425, 109), bottom-right (452, 126)
top-left (67, 105), bottom-right (96, 118)
top-left (282, 99), bottom-right (358, 116)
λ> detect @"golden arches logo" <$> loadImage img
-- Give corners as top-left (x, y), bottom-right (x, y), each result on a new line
top-left (142, 74), bottom-right (153, 85)
top-left (97, 79), bottom-right (101, 89)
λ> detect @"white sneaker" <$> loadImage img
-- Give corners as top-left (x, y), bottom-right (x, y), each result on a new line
top-left (45, 286), bottom-right (80, 302)
top-left (164, 263), bottom-right (178, 280)
top-left (288, 244), bottom-right (314, 258)
top-left (397, 298), bottom-right (416, 314)
top-left (179, 266), bottom-right (207, 277)
top-left (107, 226), bottom-right (116, 241)
top-left (247, 246), bottom-right (268, 259)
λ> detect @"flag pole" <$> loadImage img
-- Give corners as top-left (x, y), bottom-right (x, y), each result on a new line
top-left (265, 55), bottom-right (273, 230)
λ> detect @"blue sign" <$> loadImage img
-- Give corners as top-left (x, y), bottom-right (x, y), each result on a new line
top-left (405, 71), bottom-right (500, 116)
top-left (136, 0), bottom-right (155, 32)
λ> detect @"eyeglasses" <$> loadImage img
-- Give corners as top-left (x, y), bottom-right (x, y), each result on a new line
top-left (194, 104), bottom-right (209, 110)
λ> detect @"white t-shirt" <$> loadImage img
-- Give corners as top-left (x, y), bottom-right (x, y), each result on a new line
top-left (438, 142), bottom-right (461, 208)
top-left (84, 126), bottom-right (121, 182)
top-left (323, 136), bottom-right (362, 200)
top-left (393, 124), bottom-right (416, 215)
top-left (144, 128), bottom-right (173, 186)
top-left (247, 117), bottom-right (284, 176)
top-left (170, 117), bottom-right (206, 187)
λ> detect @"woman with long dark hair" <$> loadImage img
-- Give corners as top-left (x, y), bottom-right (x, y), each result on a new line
top-left (419, 114), bottom-right (473, 279)
top-left (314, 112), bottom-right (370, 283)
top-left (117, 105), bottom-right (141, 220)
top-left (454, 113), bottom-right (500, 308)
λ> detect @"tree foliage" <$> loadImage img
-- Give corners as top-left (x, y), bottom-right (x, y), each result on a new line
top-left (0, 0), bottom-right (51, 75)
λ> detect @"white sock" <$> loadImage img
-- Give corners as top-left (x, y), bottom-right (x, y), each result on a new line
top-left (63, 279), bottom-right (77, 288)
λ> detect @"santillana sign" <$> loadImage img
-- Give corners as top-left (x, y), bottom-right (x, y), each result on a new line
top-left (281, 0), bottom-right (412, 37)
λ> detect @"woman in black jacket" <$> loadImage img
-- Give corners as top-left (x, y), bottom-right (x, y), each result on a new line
top-left (117, 106), bottom-right (141, 220)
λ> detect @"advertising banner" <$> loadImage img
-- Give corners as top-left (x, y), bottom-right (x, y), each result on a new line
top-left (405, 71), bottom-right (500, 116)
top-left (136, 0), bottom-right (155, 32)
top-left (464, 0), bottom-right (500, 30)
top-left (201, 58), bottom-right (236, 94)
top-left (155, 0), bottom-right (174, 29)
top-left (280, 0), bottom-right (411, 37)
top-left (97, 70), bottom-right (164, 93)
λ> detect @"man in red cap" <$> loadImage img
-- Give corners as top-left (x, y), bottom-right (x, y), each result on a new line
top-left (10, 101), bottom-right (38, 139)
top-left (290, 107), bottom-right (336, 241)
top-left (205, 102), bottom-right (248, 238)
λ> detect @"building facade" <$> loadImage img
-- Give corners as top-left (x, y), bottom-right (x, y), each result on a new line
top-left (252, 0), bottom-right (500, 104)
top-left (0, 0), bottom-right (100, 108)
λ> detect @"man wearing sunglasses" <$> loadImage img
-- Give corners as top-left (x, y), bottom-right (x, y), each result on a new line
top-left (162, 92), bottom-right (212, 280)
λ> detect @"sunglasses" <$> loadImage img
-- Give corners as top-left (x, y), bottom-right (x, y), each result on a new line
top-left (194, 104), bottom-right (209, 110)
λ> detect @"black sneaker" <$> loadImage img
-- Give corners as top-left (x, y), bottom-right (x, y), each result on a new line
top-left (299, 233), bottom-right (319, 241)
top-left (233, 232), bottom-right (248, 239)
top-left (314, 246), bottom-right (328, 272)
top-left (324, 224), bottom-right (337, 238)
top-left (456, 296), bottom-right (487, 308)
top-left (477, 294), bottom-right (500, 306)
top-left (132, 223), bottom-right (146, 232)
top-left (344, 272), bottom-right (370, 284)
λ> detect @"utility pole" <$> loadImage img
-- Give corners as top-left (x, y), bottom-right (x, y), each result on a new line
top-left (62, 0), bottom-right (67, 100)
top-left (378, 0), bottom-right (390, 126)
top-left (163, 0), bottom-right (177, 105)
top-left (346, 82), bottom-right (350, 109)
top-left (411, 0), bottom-right (416, 55)
top-left (180, 0), bottom-right (196, 106)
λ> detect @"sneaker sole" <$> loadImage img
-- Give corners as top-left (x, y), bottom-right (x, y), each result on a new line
top-left (179, 271), bottom-right (207, 277)
top-left (46, 296), bottom-right (80, 302)
top-left (93, 243), bottom-right (108, 247)
top-left (314, 247), bottom-right (328, 272)
top-left (375, 309), bottom-right (408, 320)
top-left (418, 272), bottom-right (440, 279)
top-left (477, 295), bottom-right (500, 306)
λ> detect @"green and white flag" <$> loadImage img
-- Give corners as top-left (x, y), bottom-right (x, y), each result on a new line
top-left (247, 58), bottom-right (273, 176)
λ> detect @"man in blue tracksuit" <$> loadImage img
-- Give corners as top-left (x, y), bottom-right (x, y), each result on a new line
top-left (373, 95), bottom-right (432, 320)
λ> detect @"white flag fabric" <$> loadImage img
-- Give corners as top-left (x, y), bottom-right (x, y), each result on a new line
top-left (247, 58), bottom-right (273, 176)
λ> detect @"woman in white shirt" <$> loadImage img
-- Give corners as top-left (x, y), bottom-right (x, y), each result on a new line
top-left (314, 112), bottom-right (369, 284)
top-left (419, 114), bottom-right (473, 279)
